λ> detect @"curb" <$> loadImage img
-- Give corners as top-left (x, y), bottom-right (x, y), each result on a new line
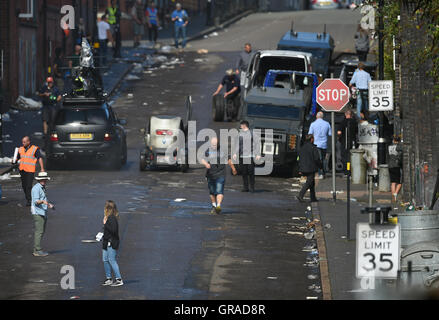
top-left (312, 202), bottom-right (332, 300)
top-left (105, 63), bottom-right (134, 98)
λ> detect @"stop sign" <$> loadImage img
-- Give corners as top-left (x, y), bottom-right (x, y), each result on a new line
top-left (316, 79), bottom-right (350, 112)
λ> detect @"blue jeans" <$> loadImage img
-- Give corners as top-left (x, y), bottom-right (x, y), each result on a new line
top-left (174, 25), bottom-right (187, 48)
top-left (317, 148), bottom-right (326, 176)
top-left (356, 89), bottom-right (369, 119)
top-left (207, 176), bottom-right (225, 195)
top-left (103, 246), bottom-right (121, 279)
top-left (99, 40), bottom-right (108, 66)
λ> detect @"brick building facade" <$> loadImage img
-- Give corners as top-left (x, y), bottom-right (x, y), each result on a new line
top-left (0, 0), bottom-right (95, 111)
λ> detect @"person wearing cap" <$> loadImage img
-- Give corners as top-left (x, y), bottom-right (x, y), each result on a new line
top-left (213, 69), bottom-right (241, 121)
top-left (31, 172), bottom-right (54, 257)
top-left (38, 77), bottom-right (61, 137)
top-left (171, 3), bottom-right (189, 51)
top-left (14, 136), bottom-right (45, 207)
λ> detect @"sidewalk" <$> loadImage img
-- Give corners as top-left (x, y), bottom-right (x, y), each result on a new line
top-left (310, 174), bottom-right (397, 299)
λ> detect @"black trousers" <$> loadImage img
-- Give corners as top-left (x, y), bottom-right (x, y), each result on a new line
top-left (299, 172), bottom-right (317, 201)
top-left (148, 24), bottom-right (158, 42)
top-left (20, 170), bottom-right (34, 203)
top-left (240, 160), bottom-right (255, 191)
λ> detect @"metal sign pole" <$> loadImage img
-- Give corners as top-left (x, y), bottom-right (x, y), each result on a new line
top-left (331, 111), bottom-right (336, 202)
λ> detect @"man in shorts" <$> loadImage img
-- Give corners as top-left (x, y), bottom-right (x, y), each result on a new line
top-left (201, 137), bottom-right (237, 214)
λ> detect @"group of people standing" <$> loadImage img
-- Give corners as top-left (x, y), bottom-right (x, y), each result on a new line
top-left (131, 0), bottom-right (189, 50)
top-left (13, 136), bottom-right (124, 285)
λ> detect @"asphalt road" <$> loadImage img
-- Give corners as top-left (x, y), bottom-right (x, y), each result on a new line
top-left (0, 9), bottom-right (360, 300)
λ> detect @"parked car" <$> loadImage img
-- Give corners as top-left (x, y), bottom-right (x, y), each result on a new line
top-left (310, 0), bottom-right (340, 10)
top-left (47, 97), bottom-right (127, 170)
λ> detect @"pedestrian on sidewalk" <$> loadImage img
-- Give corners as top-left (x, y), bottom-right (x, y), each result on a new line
top-left (31, 172), bottom-right (54, 257)
top-left (171, 3), bottom-right (188, 51)
top-left (53, 48), bottom-right (65, 92)
top-left (297, 134), bottom-right (322, 203)
top-left (106, 0), bottom-right (119, 44)
top-left (349, 62), bottom-right (371, 119)
top-left (97, 15), bottom-right (113, 67)
top-left (201, 137), bottom-right (237, 214)
top-left (354, 24), bottom-right (370, 62)
top-left (308, 111), bottom-right (331, 179)
top-left (14, 136), bottom-right (45, 207)
top-left (235, 43), bottom-right (253, 86)
top-left (146, 1), bottom-right (160, 44)
top-left (337, 109), bottom-right (358, 165)
top-left (388, 135), bottom-right (403, 203)
top-left (233, 120), bottom-right (261, 193)
top-left (131, 0), bottom-right (146, 47)
top-left (39, 77), bottom-right (62, 138)
top-left (102, 200), bottom-right (124, 287)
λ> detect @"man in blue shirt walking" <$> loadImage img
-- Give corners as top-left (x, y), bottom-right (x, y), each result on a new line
top-left (31, 172), bottom-right (54, 257)
top-left (146, 1), bottom-right (160, 44)
top-left (308, 112), bottom-right (331, 179)
top-left (171, 3), bottom-right (188, 51)
top-left (349, 62), bottom-right (372, 119)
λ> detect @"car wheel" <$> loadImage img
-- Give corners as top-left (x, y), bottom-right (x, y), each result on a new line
top-left (111, 150), bottom-right (123, 170)
top-left (139, 153), bottom-right (147, 171)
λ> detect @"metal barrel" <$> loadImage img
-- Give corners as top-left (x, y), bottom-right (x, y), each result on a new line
top-left (398, 210), bottom-right (439, 247)
top-left (378, 164), bottom-right (390, 192)
top-left (350, 149), bottom-right (366, 184)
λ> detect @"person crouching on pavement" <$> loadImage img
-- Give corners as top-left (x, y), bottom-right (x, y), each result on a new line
top-left (102, 200), bottom-right (123, 286)
top-left (201, 137), bottom-right (237, 214)
top-left (297, 134), bottom-right (322, 203)
top-left (31, 172), bottom-right (54, 257)
top-left (14, 136), bottom-right (45, 207)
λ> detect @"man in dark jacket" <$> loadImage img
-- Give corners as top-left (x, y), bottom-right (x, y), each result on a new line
top-left (337, 109), bottom-right (358, 166)
top-left (297, 134), bottom-right (322, 202)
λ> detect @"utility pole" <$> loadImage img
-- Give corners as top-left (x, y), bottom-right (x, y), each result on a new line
top-left (114, 0), bottom-right (122, 58)
top-left (377, 0), bottom-right (386, 166)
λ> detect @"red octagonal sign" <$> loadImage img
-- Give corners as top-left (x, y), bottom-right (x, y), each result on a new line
top-left (316, 79), bottom-right (350, 112)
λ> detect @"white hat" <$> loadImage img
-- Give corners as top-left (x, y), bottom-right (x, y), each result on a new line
top-left (226, 69), bottom-right (234, 76)
top-left (35, 172), bottom-right (51, 181)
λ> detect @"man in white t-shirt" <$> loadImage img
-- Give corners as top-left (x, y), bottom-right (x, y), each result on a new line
top-left (97, 15), bottom-right (113, 66)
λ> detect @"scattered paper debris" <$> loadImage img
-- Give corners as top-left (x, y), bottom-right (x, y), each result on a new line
top-left (70, 296), bottom-right (80, 300)
top-left (306, 296), bottom-right (318, 300)
top-left (160, 46), bottom-right (172, 53)
top-left (197, 49), bottom-right (209, 54)
top-left (174, 198), bottom-right (186, 202)
top-left (209, 32), bottom-right (219, 37)
top-left (125, 74), bottom-right (141, 80)
top-left (307, 274), bottom-right (318, 280)
top-left (287, 231), bottom-right (302, 235)
top-left (267, 276), bottom-right (278, 280)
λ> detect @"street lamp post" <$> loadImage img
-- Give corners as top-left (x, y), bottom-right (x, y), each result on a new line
top-left (377, 0), bottom-right (386, 166)
top-left (114, 0), bottom-right (122, 58)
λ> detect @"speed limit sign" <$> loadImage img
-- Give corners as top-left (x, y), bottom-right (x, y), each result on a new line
top-left (356, 223), bottom-right (400, 279)
top-left (368, 80), bottom-right (393, 111)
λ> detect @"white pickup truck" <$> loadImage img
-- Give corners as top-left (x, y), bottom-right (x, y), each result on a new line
top-left (243, 50), bottom-right (313, 98)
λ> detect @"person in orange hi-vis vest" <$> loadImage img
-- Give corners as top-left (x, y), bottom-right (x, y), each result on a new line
top-left (14, 136), bottom-right (45, 206)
